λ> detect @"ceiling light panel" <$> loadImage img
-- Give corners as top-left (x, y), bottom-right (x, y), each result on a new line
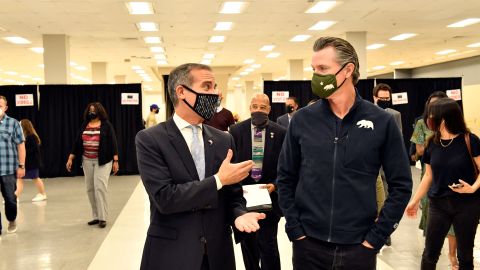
top-left (290, 35), bottom-right (312, 42)
top-left (203, 53), bottom-right (215, 59)
top-left (372, 66), bottom-right (385, 70)
top-left (467, 42), bottom-right (480, 48)
top-left (126, 2), bottom-right (155, 15)
top-left (436, 49), bottom-right (457, 55)
top-left (29, 47), bottom-right (44, 53)
top-left (389, 33), bottom-right (417, 41)
top-left (200, 59), bottom-right (212, 65)
top-left (243, 59), bottom-right (255, 64)
top-left (366, 43), bottom-right (385, 50)
top-left (389, 61), bottom-right (405, 66)
top-left (136, 22), bottom-right (159, 32)
top-left (266, 52), bottom-right (280, 58)
top-left (209, 36), bottom-right (225, 43)
top-left (447, 18), bottom-right (480, 28)
top-left (305, 1), bottom-right (338, 13)
top-left (156, 60), bottom-right (168, 65)
top-left (219, 2), bottom-right (246, 14)
top-left (150, 47), bottom-right (164, 53)
top-left (3, 36), bottom-right (31, 44)
top-left (259, 45), bottom-right (275, 51)
top-left (308, 21), bottom-right (336, 30)
top-left (214, 22), bottom-right (233, 31)
top-left (144, 37), bottom-right (162, 43)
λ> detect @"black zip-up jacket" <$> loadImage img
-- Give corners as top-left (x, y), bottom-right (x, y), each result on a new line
top-left (71, 120), bottom-right (118, 166)
top-left (277, 92), bottom-right (412, 249)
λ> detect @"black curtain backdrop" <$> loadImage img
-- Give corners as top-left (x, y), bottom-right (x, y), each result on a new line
top-left (163, 75), bottom-right (174, 119)
top-left (264, 79), bottom-right (375, 122)
top-left (38, 84), bottom-right (143, 178)
top-left (0, 85), bottom-right (39, 124)
top-left (376, 78), bottom-right (463, 151)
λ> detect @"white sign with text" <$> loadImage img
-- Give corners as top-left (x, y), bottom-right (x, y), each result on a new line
top-left (272, 91), bottom-right (289, 103)
top-left (15, 94), bottom-right (34, 107)
top-left (121, 93), bottom-right (139, 105)
top-left (392, 92), bottom-right (408, 105)
top-left (446, 89), bottom-right (462, 101)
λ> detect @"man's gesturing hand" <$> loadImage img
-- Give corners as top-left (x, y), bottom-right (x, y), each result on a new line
top-left (217, 149), bottom-right (254, 186)
top-left (234, 212), bottom-right (266, 233)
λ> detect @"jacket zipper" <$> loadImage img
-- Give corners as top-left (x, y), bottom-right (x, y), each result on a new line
top-left (328, 136), bottom-right (338, 242)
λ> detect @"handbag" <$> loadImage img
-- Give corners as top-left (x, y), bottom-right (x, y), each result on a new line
top-left (465, 133), bottom-right (479, 179)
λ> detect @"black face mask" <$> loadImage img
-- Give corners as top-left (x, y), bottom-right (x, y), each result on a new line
top-left (377, 99), bottom-right (391, 109)
top-left (286, 104), bottom-right (294, 113)
top-left (251, 111), bottom-right (269, 128)
top-left (181, 84), bottom-right (219, 120)
top-left (88, 112), bottom-right (97, 120)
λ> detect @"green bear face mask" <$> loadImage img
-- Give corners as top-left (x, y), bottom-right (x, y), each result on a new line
top-left (311, 62), bottom-right (350, 99)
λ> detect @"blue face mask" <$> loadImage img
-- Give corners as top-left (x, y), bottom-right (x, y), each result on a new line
top-left (181, 84), bottom-right (219, 120)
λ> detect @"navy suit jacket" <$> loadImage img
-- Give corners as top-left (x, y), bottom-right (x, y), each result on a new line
top-left (276, 113), bottom-right (289, 129)
top-left (229, 119), bottom-right (286, 215)
top-left (136, 118), bottom-right (247, 270)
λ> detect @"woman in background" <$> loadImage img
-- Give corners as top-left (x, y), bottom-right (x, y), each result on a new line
top-left (66, 102), bottom-right (119, 228)
top-left (15, 119), bottom-right (47, 202)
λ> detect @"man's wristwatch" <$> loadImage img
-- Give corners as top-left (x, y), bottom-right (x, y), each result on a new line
top-left (18, 164), bottom-right (25, 169)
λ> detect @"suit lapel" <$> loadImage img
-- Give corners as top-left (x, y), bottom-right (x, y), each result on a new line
top-left (202, 125), bottom-right (215, 177)
top-left (245, 121), bottom-right (253, 161)
top-left (166, 119), bottom-right (199, 180)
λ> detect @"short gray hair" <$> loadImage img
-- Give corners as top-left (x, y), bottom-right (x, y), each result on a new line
top-left (167, 63), bottom-right (212, 106)
top-left (313, 37), bottom-right (360, 85)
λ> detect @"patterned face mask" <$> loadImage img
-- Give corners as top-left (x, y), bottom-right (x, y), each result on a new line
top-left (311, 62), bottom-right (350, 99)
top-left (181, 84), bottom-right (219, 120)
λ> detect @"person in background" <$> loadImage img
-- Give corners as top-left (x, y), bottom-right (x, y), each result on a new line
top-left (0, 95), bottom-right (25, 235)
top-left (406, 98), bottom-right (480, 270)
top-left (232, 112), bottom-right (240, 123)
top-left (229, 93), bottom-right (286, 270)
top-left (203, 92), bottom-right (235, 131)
top-left (145, 104), bottom-right (159, 128)
top-left (276, 96), bottom-right (298, 129)
top-left (277, 37), bottom-right (412, 269)
top-left (15, 119), bottom-right (47, 202)
top-left (66, 102), bottom-right (119, 229)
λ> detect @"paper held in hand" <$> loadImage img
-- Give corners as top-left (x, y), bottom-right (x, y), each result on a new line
top-left (242, 184), bottom-right (272, 211)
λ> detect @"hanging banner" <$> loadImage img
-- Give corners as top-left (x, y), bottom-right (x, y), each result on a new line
top-left (392, 92), bottom-right (408, 105)
top-left (15, 94), bottom-right (34, 107)
top-left (121, 93), bottom-right (139, 105)
top-left (272, 91), bottom-right (289, 103)
top-left (446, 89), bottom-right (462, 101)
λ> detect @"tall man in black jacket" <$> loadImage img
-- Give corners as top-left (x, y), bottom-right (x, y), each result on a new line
top-left (229, 93), bottom-right (286, 270)
top-left (277, 37), bottom-right (412, 269)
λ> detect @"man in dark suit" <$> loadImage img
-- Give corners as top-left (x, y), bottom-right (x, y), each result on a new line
top-left (229, 93), bottom-right (286, 270)
top-left (276, 96), bottom-right (298, 128)
top-left (136, 63), bottom-right (266, 270)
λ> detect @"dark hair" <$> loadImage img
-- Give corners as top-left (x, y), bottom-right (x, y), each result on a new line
top-left (167, 63), bottom-right (212, 106)
top-left (287, 96), bottom-right (298, 105)
top-left (313, 37), bottom-right (360, 85)
top-left (422, 91), bottom-right (448, 122)
top-left (426, 98), bottom-right (469, 146)
top-left (373, 83), bottom-right (392, 97)
top-left (83, 102), bottom-right (108, 121)
top-left (20, 119), bottom-right (41, 145)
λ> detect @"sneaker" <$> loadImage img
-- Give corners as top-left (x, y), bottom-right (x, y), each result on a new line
top-left (87, 219), bottom-right (100, 226)
top-left (7, 221), bottom-right (17, 234)
top-left (32, 193), bottom-right (47, 202)
top-left (99, 221), bottom-right (107, 228)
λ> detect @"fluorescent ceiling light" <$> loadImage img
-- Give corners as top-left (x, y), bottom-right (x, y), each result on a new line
top-left (231, 77), bottom-right (240, 81)
top-left (243, 59), bottom-right (255, 64)
top-left (135, 70), bottom-right (146, 74)
top-left (389, 61), bottom-right (405, 66)
top-left (208, 36), bottom-right (225, 43)
top-left (304, 67), bottom-right (313, 71)
top-left (70, 61), bottom-right (78, 66)
top-left (389, 33), bottom-right (417, 41)
top-left (467, 42), bottom-right (480, 48)
top-left (144, 78), bottom-right (153, 82)
top-left (156, 60), bottom-right (168, 65)
top-left (436, 49), bottom-right (457, 55)
top-left (20, 75), bottom-right (31, 79)
top-left (38, 64), bottom-right (44, 68)
top-left (131, 65), bottom-right (142, 70)
top-left (372, 66), bottom-right (385, 70)
top-left (214, 22), bottom-right (233, 31)
top-left (366, 43), bottom-right (385, 50)
top-left (74, 66), bottom-right (88, 71)
top-left (32, 77), bottom-right (42, 81)
top-left (308, 21), bottom-right (336, 30)
top-left (219, 2), bottom-right (246, 14)
top-left (144, 37), bottom-right (162, 44)
top-left (266, 52), bottom-right (280, 58)
top-left (3, 36), bottom-right (31, 44)
top-left (290, 35), bottom-right (312, 42)
top-left (245, 68), bottom-right (254, 72)
top-left (150, 47), bottom-right (164, 53)
top-left (200, 59), bottom-right (212, 65)
top-left (154, 54), bottom-right (166, 60)
top-left (29, 47), bottom-right (44, 54)
top-left (251, 64), bottom-right (261, 69)
top-left (126, 2), bottom-right (154, 15)
top-left (203, 53), bottom-right (215, 59)
top-left (4, 71), bottom-right (17, 75)
top-left (259, 45), bottom-right (275, 51)
top-left (136, 22), bottom-right (159, 32)
top-left (305, 1), bottom-right (338, 13)
top-left (447, 18), bottom-right (480, 28)
top-left (239, 71), bottom-right (249, 76)
top-left (4, 79), bottom-right (15, 83)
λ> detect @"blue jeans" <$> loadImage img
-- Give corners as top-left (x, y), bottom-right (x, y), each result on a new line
top-left (0, 174), bottom-right (17, 231)
top-left (293, 237), bottom-right (377, 270)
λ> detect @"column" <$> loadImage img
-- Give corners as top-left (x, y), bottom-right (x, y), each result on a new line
top-left (346, 31), bottom-right (367, 79)
top-left (215, 74), bottom-right (230, 105)
top-left (287, 59), bottom-right (303, 80)
top-left (43, 34), bottom-right (70, 84)
top-left (92, 62), bottom-right (107, 84)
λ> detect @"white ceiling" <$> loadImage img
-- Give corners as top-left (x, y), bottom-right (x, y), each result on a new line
top-left (0, 0), bottom-right (479, 90)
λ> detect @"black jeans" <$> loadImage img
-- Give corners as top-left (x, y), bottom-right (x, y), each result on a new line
top-left (293, 237), bottom-right (377, 270)
top-left (421, 196), bottom-right (480, 270)
top-left (0, 174), bottom-right (17, 232)
top-left (241, 212), bottom-right (281, 270)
